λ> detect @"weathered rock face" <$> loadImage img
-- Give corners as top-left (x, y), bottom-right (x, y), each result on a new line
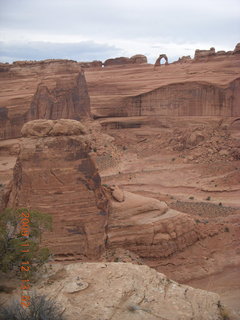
top-left (7, 119), bottom-right (109, 259)
top-left (103, 55), bottom-right (147, 67)
top-left (233, 43), bottom-right (240, 54)
top-left (79, 60), bottom-right (103, 68)
top-left (194, 47), bottom-right (216, 60)
top-left (104, 56), bottom-right (131, 67)
top-left (130, 54), bottom-right (148, 64)
top-left (177, 55), bottom-right (192, 63)
top-left (107, 191), bottom-right (199, 260)
top-left (26, 72), bottom-right (90, 122)
top-left (0, 60), bottom-right (91, 140)
top-left (125, 78), bottom-right (240, 117)
top-left (33, 262), bottom-right (224, 320)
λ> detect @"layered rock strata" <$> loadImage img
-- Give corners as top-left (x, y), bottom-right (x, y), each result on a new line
top-left (7, 119), bottom-right (109, 259)
top-left (107, 190), bottom-right (199, 260)
top-left (124, 78), bottom-right (240, 117)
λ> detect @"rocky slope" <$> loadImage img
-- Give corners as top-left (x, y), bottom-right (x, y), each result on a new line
top-left (0, 262), bottom-right (227, 320)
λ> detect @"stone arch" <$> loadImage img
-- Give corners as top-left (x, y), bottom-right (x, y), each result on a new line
top-left (154, 54), bottom-right (169, 67)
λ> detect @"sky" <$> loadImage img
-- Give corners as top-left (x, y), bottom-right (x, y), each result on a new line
top-left (0, 0), bottom-right (239, 63)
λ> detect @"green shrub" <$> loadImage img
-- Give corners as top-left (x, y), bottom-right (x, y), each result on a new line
top-left (0, 208), bottom-right (52, 274)
top-left (189, 196), bottom-right (194, 200)
top-left (206, 196), bottom-right (211, 201)
top-left (0, 293), bottom-right (65, 320)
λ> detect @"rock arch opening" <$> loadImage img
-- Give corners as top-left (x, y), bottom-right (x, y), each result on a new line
top-left (154, 54), bottom-right (169, 67)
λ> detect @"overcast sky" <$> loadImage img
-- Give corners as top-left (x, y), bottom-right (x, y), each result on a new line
top-left (0, 0), bottom-right (239, 63)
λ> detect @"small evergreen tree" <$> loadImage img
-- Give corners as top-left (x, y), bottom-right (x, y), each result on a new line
top-left (0, 208), bottom-right (52, 274)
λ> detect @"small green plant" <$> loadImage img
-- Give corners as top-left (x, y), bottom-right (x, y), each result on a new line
top-left (189, 196), bottom-right (194, 200)
top-left (195, 219), bottom-right (201, 224)
top-left (171, 158), bottom-right (176, 161)
top-left (219, 202), bottom-right (223, 206)
top-left (102, 184), bottom-right (109, 188)
top-left (0, 208), bottom-right (52, 275)
top-left (206, 196), bottom-right (211, 201)
top-left (0, 293), bottom-right (65, 320)
top-left (224, 227), bottom-right (229, 232)
top-left (123, 146), bottom-right (127, 150)
top-left (93, 147), bottom-right (97, 152)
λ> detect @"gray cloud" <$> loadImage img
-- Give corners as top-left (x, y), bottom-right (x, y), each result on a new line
top-left (0, 0), bottom-right (239, 62)
top-left (0, 41), bottom-right (122, 62)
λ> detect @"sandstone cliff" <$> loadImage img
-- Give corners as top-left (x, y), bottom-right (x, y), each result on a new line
top-left (124, 78), bottom-right (240, 117)
top-left (7, 119), bottom-right (109, 259)
top-left (0, 60), bottom-right (91, 140)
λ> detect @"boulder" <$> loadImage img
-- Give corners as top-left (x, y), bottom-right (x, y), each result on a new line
top-left (130, 54), bottom-right (148, 64)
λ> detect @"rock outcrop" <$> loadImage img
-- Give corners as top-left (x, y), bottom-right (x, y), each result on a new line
top-left (233, 43), bottom-right (240, 54)
top-left (104, 55), bottom-right (148, 67)
top-left (194, 47), bottom-right (216, 60)
top-left (107, 190), bottom-right (199, 261)
top-left (33, 262), bottom-right (224, 320)
top-left (7, 119), bottom-right (109, 259)
top-left (130, 54), bottom-right (148, 64)
top-left (0, 60), bottom-right (91, 140)
top-left (26, 71), bottom-right (91, 122)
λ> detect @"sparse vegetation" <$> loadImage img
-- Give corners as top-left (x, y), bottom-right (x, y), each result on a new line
top-left (224, 227), bottom-right (229, 232)
top-left (0, 293), bottom-right (65, 320)
top-left (0, 208), bottom-right (52, 275)
top-left (189, 196), bottom-right (194, 200)
top-left (206, 196), bottom-right (211, 201)
top-left (171, 158), bottom-right (176, 161)
top-left (195, 219), bottom-right (201, 224)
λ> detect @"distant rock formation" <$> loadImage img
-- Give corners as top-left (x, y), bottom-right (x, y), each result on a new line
top-left (104, 54), bottom-right (147, 67)
top-left (130, 54), bottom-right (148, 64)
top-left (79, 60), bottom-right (103, 68)
top-left (154, 54), bottom-right (169, 67)
top-left (178, 55), bottom-right (192, 63)
top-left (104, 57), bottom-right (131, 67)
top-left (194, 47), bottom-right (216, 60)
top-left (233, 42), bottom-right (240, 54)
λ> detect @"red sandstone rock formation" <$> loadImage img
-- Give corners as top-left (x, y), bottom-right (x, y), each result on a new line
top-left (0, 60), bottom-right (91, 139)
top-left (79, 60), bottom-right (103, 68)
top-left (26, 72), bottom-right (91, 121)
top-left (194, 47), bottom-right (216, 60)
top-left (7, 119), bottom-right (109, 259)
top-left (129, 54), bottom-right (148, 64)
top-left (154, 54), bottom-right (169, 66)
top-left (233, 43), bottom-right (240, 54)
top-left (104, 57), bottom-right (131, 67)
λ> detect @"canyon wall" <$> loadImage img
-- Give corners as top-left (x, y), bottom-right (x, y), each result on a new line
top-left (125, 78), bottom-right (240, 117)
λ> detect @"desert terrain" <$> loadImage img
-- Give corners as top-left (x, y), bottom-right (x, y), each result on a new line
top-left (0, 45), bottom-right (240, 319)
